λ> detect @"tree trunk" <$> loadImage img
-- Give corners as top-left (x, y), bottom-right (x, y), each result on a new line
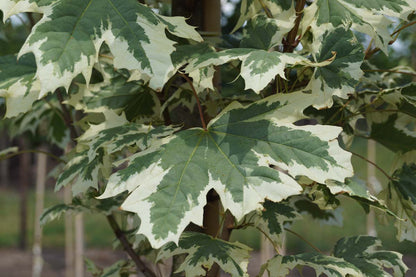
top-left (64, 186), bottom-right (75, 277)
top-left (75, 213), bottom-right (85, 277)
top-left (18, 138), bottom-right (30, 250)
top-left (32, 147), bottom-right (47, 277)
top-left (0, 130), bottom-right (9, 187)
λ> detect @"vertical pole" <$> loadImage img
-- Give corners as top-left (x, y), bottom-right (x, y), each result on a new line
top-left (32, 147), bottom-right (47, 277)
top-left (64, 186), bottom-right (75, 277)
top-left (0, 130), bottom-right (9, 187)
top-left (18, 138), bottom-right (29, 250)
top-left (75, 213), bottom-right (85, 277)
top-left (366, 140), bottom-right (377, 237)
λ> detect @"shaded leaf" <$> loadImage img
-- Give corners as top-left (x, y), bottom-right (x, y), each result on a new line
top-left (259, 252), bottom-right (361, 277)
top-left (380, 163), bottom-right (416, 241)
top-left (0, 54), bottom-right (40, 117)
top-left (157, 232), bottom-right (251, 277)
top-left (243, 200), bottom-right (300, 246)
top-left (334, 236), bottom-right (408, 276)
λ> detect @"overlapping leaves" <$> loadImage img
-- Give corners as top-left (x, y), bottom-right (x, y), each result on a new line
top-left (0, 54), bottom-right (40, 117)
top-left (157, 232), bottom-right (251, 277)
top-left (100, 97), bottom-right (353, 247)
top-left (306, 27), bottom-right (364, 108)
top-left (379, 163), bottom-right (416, 241)
top-left (241, 200), bottom-right (300, 246)
top-left (0, 0), bottom-right (202, 96)
top-left (334, 236), bottom-right (408, 276)
top-left (234, 0), bottom-right (296, 33)
top-left (183, 48), bottom-right (317, 93)
top-left (261, 236), bottom-right (407, 276)
top-left (301, 0), bottom-right (416, 52)
top-left (260, 252), bottom-right (361, 277)
top-left (56, 119), bottom-right (176, 195)
top-left (364, 83), bottom-right (416, 155)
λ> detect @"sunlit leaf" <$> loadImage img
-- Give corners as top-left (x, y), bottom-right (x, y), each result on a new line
top-left (100, 99), bottom-right (353, 247)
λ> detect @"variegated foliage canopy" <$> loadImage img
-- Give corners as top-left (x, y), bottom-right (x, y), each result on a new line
top-left (1, 0), bottom-right (415, 276)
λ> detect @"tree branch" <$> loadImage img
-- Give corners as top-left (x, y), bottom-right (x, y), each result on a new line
top-left (106, 215), bottom-right (156, 277)
top-left (350, 151), bottom-right (393, 180)
top-left (0, 149), bottom-right (65, 164)
top-left (180, 73), bottom-right (207, 130)
top-left (283, 0), bottom-right (306, 53)
top-left (55, 88), bottom-right (156, 277)
top-left (56, 89), bottom-right (79, 142)
top-left (363, 69), bottom-right (416, 77)
top-left (365, 20), bottom-right (416, 59)
top-left (284, 228), bottom-right (323, 254)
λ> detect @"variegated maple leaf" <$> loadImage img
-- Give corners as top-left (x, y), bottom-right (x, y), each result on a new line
top-left (0, 0), bottom-right (202, 96)
top-left (100, 98), bottom-right (353, 248)
top-left (0, 54), bottom-right (40, 117)
top-left (157, 232), bottom-right (251, 277)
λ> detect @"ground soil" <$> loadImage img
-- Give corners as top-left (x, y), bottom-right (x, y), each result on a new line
top-left (0, 248), bottom-right (415, 276)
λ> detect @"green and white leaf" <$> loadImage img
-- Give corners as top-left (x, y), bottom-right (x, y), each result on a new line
top-left (301, 0), bottom-right (416, 53)
top-left (11, 0), bottom-right (201, 96)
top-left (333, 236), bottom-right (408, 276)
top-left (306, 27), bottom-right (364, 109)
top-left (100, 99), bottom-right (353, 247)
top-left (325, 177), bottom-right (393, 215)
top-left (379, 163), bottom-right (416, 241)
top-left (0, 54), bottom-right (40, 118)
top-left (259, 253), bottom-right (361, 277)
top-left (85, 258), bottom-right (135, 277)
top-left (160, 84), bottom-right (196, 114)
top-left (184, 48), bottom-right (316, 93)
top-left (233, 0), bottom-right (296, 33)
top-left (0, 146), bottom-right (18, 157)
top-left (55, 148), bottom-right (108, 195)
top-left (40, 203), bottom-right (81, 226)
top-left (157, 232), bottom-right (251, 277)
top-left (240, 14), bottom-right (295, 50)
top-left (56, 119), bottom-right (175, 195)
top-left (364, 84), bottom-right (416, 154)
top-left (243, 200), bottom-right (300, 245)
top-left (9, 99), bottom-right (70, 148)
top-left (86, 122), bottom-right (177, 162)
top-left (68, 64), bottom-right (161, 122)
top-left (0, 0), bottom-right (55, 20)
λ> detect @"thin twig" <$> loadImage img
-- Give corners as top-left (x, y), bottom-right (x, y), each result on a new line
top-left (56, 88), bottom-right (156, 277)
top-left (350, 151), bottom-right (393, 180)
top-left (259, 0), bottom-right (273, 18)
top-left (0, 149), bottom-right (66, 164)
top-left (283, 0), bottom-right (306, 53)
top-left (56, 89), bottom-right (79, 142)
top-left (365, 20), bottom-right (416, 59)
top-left (180, 73), bottom-right (208, 130)
top-left (107, 215), bottom-right (156, 277)
top-left (391, 20), bottom-right (416, 37)
top-left (284, 228), bottom-right (323, 254)
top-left (363, 69), bottom-right (416, 77)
